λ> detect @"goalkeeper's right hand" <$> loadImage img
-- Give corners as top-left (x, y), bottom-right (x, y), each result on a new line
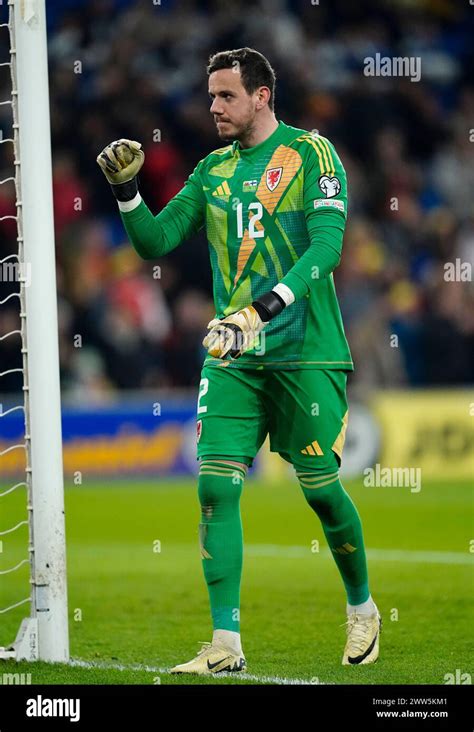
top-left (96, 138), bottom-right (144, 202)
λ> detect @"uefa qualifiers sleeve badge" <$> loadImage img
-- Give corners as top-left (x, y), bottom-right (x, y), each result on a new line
top-left (318, 175), bottom-right (341, 198)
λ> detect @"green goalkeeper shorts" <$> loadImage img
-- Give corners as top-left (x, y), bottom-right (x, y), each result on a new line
top-left (196, 365), bottom-right (349, 471)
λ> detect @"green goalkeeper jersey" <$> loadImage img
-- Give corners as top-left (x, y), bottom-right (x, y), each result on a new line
top-left (120, 120), bottom-right (353, 371)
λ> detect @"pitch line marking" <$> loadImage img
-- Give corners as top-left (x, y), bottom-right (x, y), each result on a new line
top-left (70, 658), bottom-right (319, 685)
top-left (245, 545), bottom-right (472, 565)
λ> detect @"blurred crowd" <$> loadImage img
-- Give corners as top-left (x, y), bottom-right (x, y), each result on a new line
top-left (0, 0), bottom-right (473, 398)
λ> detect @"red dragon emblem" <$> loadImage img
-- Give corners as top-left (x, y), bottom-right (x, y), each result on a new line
top-left (266, 167), bottom-right (283, 192)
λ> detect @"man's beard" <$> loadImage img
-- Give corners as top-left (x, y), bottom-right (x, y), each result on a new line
top-left (218, 127), bottom-right (234, 141)
top-left (217, 118), bottom-right (254, 144)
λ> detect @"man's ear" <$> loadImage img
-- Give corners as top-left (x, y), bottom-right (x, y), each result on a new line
top-left (255, 86), bottom-right (270, 110)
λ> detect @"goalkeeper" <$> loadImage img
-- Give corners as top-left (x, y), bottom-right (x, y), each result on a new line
top-left (97, 47), bottom-right (381, 674)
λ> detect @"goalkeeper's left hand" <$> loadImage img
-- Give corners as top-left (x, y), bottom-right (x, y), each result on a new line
top-left (203, 305), bottom-right (265, 360)
top-left (202, 290), bottom-right (288, 360)
top-left (96, 138), bottom-right (144, 202)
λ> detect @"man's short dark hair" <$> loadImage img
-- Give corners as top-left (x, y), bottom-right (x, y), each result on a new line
top-left (207, 47), bottom-right (276, 112)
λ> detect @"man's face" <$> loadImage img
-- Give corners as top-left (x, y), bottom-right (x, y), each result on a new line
top-left (208, 68), bottom-right (259, 141)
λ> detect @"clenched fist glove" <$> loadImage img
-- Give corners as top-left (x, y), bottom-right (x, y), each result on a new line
top-left (96, 139), bottom-right (144, 202)
top-left (202, 291), bottom-right (286, 359)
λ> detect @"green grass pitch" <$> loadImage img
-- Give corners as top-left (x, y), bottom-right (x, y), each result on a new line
top-left (0, 476), bottom-right (472, 685)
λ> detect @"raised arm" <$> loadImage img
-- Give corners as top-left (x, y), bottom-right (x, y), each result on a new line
top-left (97, 138), bottom-right (206, 260)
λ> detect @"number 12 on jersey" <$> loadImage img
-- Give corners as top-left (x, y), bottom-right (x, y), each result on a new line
top-left (236, 202), bottom-right (264, 239)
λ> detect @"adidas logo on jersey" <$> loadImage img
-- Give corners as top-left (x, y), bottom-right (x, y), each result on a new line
top-left (300, 440), bottom-right (324, 456)
top-left (212, 181), bottom-right (231, 199)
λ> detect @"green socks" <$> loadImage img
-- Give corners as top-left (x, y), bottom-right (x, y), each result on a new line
top-left (296, 470), bottom-right (370, 605)
top-left (198, 459), bottom-right (370, 630)
top-left (198, 459), bottom-right (246, 632)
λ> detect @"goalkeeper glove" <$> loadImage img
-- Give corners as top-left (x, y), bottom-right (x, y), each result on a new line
top-left (202, 290), bottom-right (286, 360)
top-left (96, 138), bottom-right (144, 202)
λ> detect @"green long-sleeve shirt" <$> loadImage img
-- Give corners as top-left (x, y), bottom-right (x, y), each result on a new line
top-left (120, 120), bottom-right (353, 370)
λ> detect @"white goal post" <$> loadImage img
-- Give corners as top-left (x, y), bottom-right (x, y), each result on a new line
top-left (0, 0), bottom-right (68, 662)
